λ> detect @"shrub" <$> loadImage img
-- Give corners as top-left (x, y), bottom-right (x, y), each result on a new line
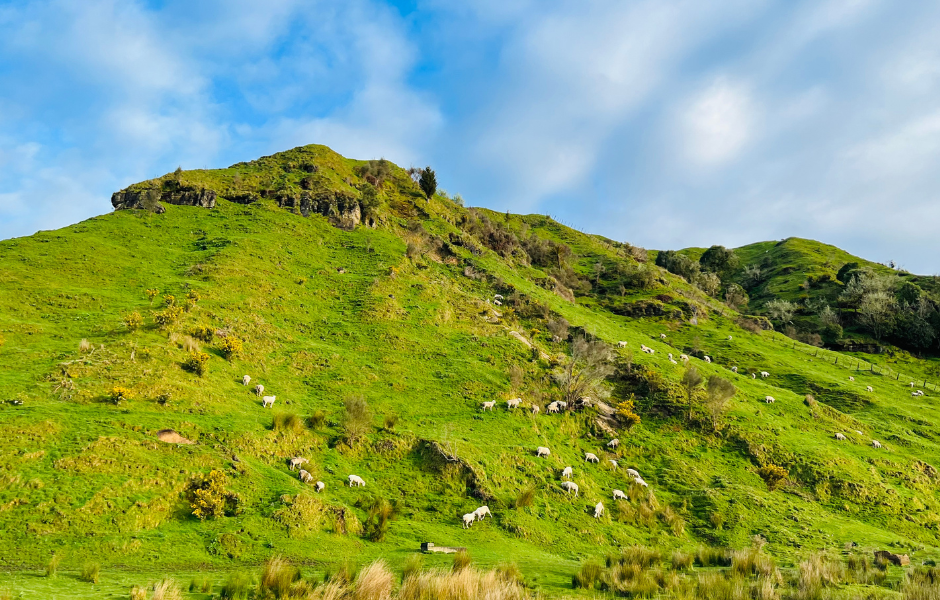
top-left (572, 561), bottom-right (604, 589)
top-left (402, 554), bottom-right (423, 582)
top-left (109, 386), bottom-right (134, 405)
top-left (804, 394), bottom-right (817, 407)
top-left (163, 294), bottom-right (176, 307)
top-left (273, 412), bottom-right (304, 435)
top-left (260, 556), bottom-right (300, 599)
top-left (306, 410), bottom-right (326, 430)
top-left (452, 551), bottom-right (472, 572)
top-left (696, 546), bottom-right (732, 567)
top-left (219, 572), bottom-right (252, 600)
top-left (184, 470), bottom-right (240, 520)
top-left (146, 288), bottom-right (160, 304)
top-left (45, 554), bottom-right (60, 578)
top-left (419, 166), bottom-right (437, 200)
top-left (218, 337), bottom-right (243, 360)
top-left (189, 576), bottom-right (212, 593)
top-left (153, 306), bottom-right (184, 329)
top-left (671, 551), bottom-right (694, 571)
top-left (124, 311), bottom-right (143, 331)
top-left (363, 498), bottom-right (398, 542)
top-left (495, 562), bottom-right (524, 585)
top-left (355, 560), bottom-right (395, 600)
top-left (758, 464), bottom-right (788, 491)
top-left (383, 414), bottom-right (399, 431)
top-left (186, 289), bottom-right (200, 303)
top-left (191, 325), bottom-right (214, 342)
top-left (616, 396), bottom-right (642, 430)
top-left (182, 351), bottom-right (210, 376)
top-left (80, 562), bottom-right (101, 583)
top-left (343, 395), bottom-right (373, 443)
top-left (614, 546), bottom-right (662, 569)
top-left (514, 485), bottom-right (536, 508)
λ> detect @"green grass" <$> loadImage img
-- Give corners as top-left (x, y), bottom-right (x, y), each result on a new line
top-left (2, 144), bottom-right (940, 597)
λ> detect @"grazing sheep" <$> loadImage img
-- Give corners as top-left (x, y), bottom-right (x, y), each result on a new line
top-left (507, 398), bottom-right (521, 409)
top-left (242, 375), bottom-right (251, 386)
top-left (298, 469), bottom-right (314, 484)
top-left (560, 481), bottom-right (579, 497)
top-left (633, 476), bottom-right (649, 487)
top-left (594, 502), bottom-right (605, 518)
top-left (609, 459), bottom-right (619, 469)
top-left (704, 356), bottom-right (712, 363)
top-left (537, 446), bottom-right (551, 458)
top-left (254, 384), bottom-right (264, 396)
top-left (547, 402), bottom-right (560, 414)
top-left (760, 371), bottom-right (770, 378)
top-left (872, 440), bottom-right (882, 449)
top-left (752, 373), bottom-right (757, 379)
top-left (731, 366), bottom-right (738, 373)
top-left (562, 466), bottom-right (573, 479)
top-left (911, 382), bottom-right (915, 387)
top-left (765, 396), bottom-right (775, 404)
top-left (288, 457), bottom-right (308, 471)
top-left (315, 481), bottom-right (325, 493)
top-left (670, 359), bottom-right (678, 365)
top-left (855, 430), bottom-right (863, 435)
top-left (680, 354), bottom-right (689, 362)
top-left (916, 390), bottom-right (925, 396)
top-left (585, 453), bottom-right (599, 463)
top-left (531, 405), bottom-right (540, 415)
top-left (462, 513), bottom-right (476, 529)
top-left (849, 376), bottom-right (855, 382)
top-left (626, 468), bottom-right (640, 479)
top-left (494, 294), bottom-right (504, 300)
top-left (613, 489), bottom-right (626, 500)
top-left (660, 333), bottom-right (667, 340)
top-left (866, 386), bottom-right (873, 392)
top-left (728, 335), bottom-right (733, 341)
top-left (640, 344), bottom-right (651, 353)
top-left (262, 395), bottom-right (276, 408)
top-left (348, 475), bottom-right (366, 487)
top-left (557, 401), bottom-right (568, 410)
top-left (494, 299), bottom-right (502, 306)
top-left (481, 400), bottom-right (496, 411)
top-left (474, 506), bottom-right (491, 521)
top-left (618, 341), bottom-right (628, 348)
top-left (607, 438), bottom-right (620, 448)
top-left (834, 433), bottom-right (846, 441)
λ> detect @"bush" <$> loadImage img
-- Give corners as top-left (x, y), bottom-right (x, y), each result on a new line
top-left (153, 306), bottom-right (184, 329)
top-left (109, 386), bottom-right (134, 405)
top-left (80, 562), bottom-right (101, 583)
top-left (343, 396), bottom-right (373, 443)
top-left (163, 294), bottom-right (176, 307)
top-left (306, 410), bottom-right (326, 430)
top-left (696, 546), bottom-right (732, 567)
top-left (452, 551), bottom-right (472, 572)
top-left (184, 470), bottom-right (240, 520)
top-left (124, 311), bottom-right (143, 331)
top-left (363, 498), bottom-right (398, 542)
top-left (218, 337), bottom-right (243, 360)
top-left (616, 396), bottom-right (642, 430)
top-left (189, 576), bottom-right (212, 593)
top-left (45, 554), bottom-right (60, 578)
top-left (191, 325), bottom-right (214, 342)
top-left (804, 394), bottom-right (817, 407)
top-left (514, 485), bottom-right (536, 508)
top-left (186, 289), bottom-right (200, 303)
top-left (383, 414), bottom-right (399, 431)
top-left (151, 578), bottom-right (183, 600)
top-left (182, 352), bottom-right (210, 376)
top-left (273, 412), bottom-right (304, 435)
top-left (572, 561), bottom-right (604, 589)
top-left (671, 551), bottom-right (694, 571)
top-left (146, 288), bottom-right (160, 304)
top-left (219, 572), bottom-right (252, 600)
top-left (758, 464), bottom-right (788, 491)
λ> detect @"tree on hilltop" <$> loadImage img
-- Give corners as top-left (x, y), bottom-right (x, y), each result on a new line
top-left (419, 166), bottom-right (437, 201)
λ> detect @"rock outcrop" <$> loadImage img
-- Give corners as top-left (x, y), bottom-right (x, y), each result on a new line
top-left (112, 186), bottom-right (217, 213)
top-left (275, 190), bottom-right (371, 230)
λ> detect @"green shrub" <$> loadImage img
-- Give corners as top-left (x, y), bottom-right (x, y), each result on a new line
top-left (80, 562), bottom-right (101, 583)
top-left (452, 551), bottom-right (472, 572)
top-left (191, 325), bottom-right (214, 342)
top-left (273, 412), bottom-right (304, 435)
top-left (572, 561), bottom-right (604, 589)
top-left (218, 336), bottom-right (243, 360)
top-left (124, 311), bottom-right (143, 331)
top-left (109, 386), bottom-right (134, 405)
top-left (182, 351), bottom-right (210, 376)
top-left (671, 551), bottom-right (693, 571)
top-left (362, 498), bottom-right (398, 542)
top-left (219, 572), bottom-right (252, 600)
top-left (45, 554), bottom-right (60, 577)
top-left (695, 546), bottom-right (732, 567)
top-left (184, 470), bottom-right (240, 520)
top-left (153, 306), bottom-right (184, 329)
top-left (186, 289), bottom-right (200, 303)
top-left (758, 464), bottom-right (788, 491)
top-left (306, 410), bottom-right (326, 430)
top-left (189, 575), bottom-right (211, 593)
top-left (383, 414), bottom-right (399, 431)
top-left (146, 288), bottom-right (160, 304)
top-left (402, 554), bottom-right (423, 582)
top-left (163, 294), bottom-right (176, 307)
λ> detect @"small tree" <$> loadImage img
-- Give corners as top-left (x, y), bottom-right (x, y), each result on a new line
top-left (616, 396), bottom-right (641, 430)
top-left (419, 166), bottom-right (437, 200)
top-left (724, 284), bottom-right (749, 312)
top-left (765, 299), bottom-right (796, 324)
top-left (704, 375), bottom-right (736, 432)
top-left (554, 335), bottom-right (615, 405)
top-left (109, 386), bottom-right (134, 405)
top-left (546, 317), bottom-right (570, 342)
top-left (699, 245), bottom-right (738, 279)
top-left (680, 365), bottom-right (704, 421)
top-left (218, 337), bottom-right (243, 360)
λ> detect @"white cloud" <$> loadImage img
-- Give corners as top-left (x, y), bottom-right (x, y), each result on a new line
top-left (681, 79), bottom-right (756, 166)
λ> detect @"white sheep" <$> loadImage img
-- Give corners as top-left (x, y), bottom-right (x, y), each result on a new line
top-left (760, 371), bottom-right (770, 378)
top-left (704, 356), bottom-right (712, 363)
top-left (262, 395), bottom-right (276, 408)
top-left (537, 446), bottom-right (551, 458)
top-left (507, 398), bottom-right (521, 409)
top-left (560, 481), bottom-right (579, 497)
top-left (911, 382), bottom-right (915, 387)
top-left (557, 400), bottom-right (568, 410)
top-left (731, 366), bottom-right (738, 373)
top-left (481, 400), bottom-right (496, 411)
top-left (855, 430), bottom-right (863, 435)
top-left (668, 353), bottom-right (674, 360)
top-left (494, 294), bottom-right (504, 300)
top-left (288, 457), bottom-right (308, 470)
top-left (299, 469), bottom-right (313, 484)
top-left (834, 433), bottom-right (846, 441)
top-left (680, 354), bottom-right (689, 362)
top-left (474, 506), bottom-right (491, 521)
top-left (607, 438), bottom-right (620, 448)
top-left (562, 466), bottom-right (573, 479)
top-left (531, 405), bottom-right (540, 415)
top-left (618, 341), bottom-right (628, 348)
top-left (752, 373), bottom-right (756, 379)
top-left (626, 468), bottom-right (640, 479)
top-left (594, 502), bottom-right (605, 518)
top-left (462, 513), bottom-right (476, 528)
top-left (640, 344), bottom-right (651, 353)
top-left (866, 386), bottom-right (873, 392)
top-left (254, 384), bottom-right (264, 396)
top-left (613, 489), bottom-right (626, 500)
top-left (633, 476), bottom-right (649, 487)
top-left (609, 459), bottom-right (619, 469)
top-left (494, 299), bottom-right (502, 306)
top-left (547, 402), bottom-right (560, 414)
top-left (728, 335), bottom-right (733, 341)
top-left (765, 396), bottom-right (775, 404)
top-left (585, 453), bottom-right (599, 463)
top-left (872, 440), bottom-right (882, 449)
top-left (670, 359), bottom-right (678, 365)
top-left (348, 475), bottom-right (365, 487)
top-left (849, 376), bottom-right (855, 382)
top-left (242, 375), bottom-right (251, 386)
top-left (315, 481), bottom-right (325, 493)
top-left (660, 333), bottom-right (667, 340)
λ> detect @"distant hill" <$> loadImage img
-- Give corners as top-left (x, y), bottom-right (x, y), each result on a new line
top-left (3, 145), bottom-right (940, 596)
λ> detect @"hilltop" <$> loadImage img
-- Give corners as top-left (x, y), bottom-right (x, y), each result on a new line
top-left (3, 144), bottom-right (940, 598)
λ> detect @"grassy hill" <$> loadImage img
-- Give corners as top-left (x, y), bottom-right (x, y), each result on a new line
top-left (3, 145), bottom-right (940, 599)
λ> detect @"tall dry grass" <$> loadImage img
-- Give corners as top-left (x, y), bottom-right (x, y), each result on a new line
top-left (398, 566), bottom-right (528, 600)
top-left (150, 578), bottom-right (184, 600)
top-left (354, 560), bottom-right (394, 600)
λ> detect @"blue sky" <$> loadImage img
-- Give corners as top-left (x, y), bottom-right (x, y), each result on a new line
top-left (2, 0), bottom-right (940, 273)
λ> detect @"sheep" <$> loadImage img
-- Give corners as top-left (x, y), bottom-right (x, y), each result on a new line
top-left (299, 469), bottom-right (314, 484)
top-left (618, 341), bottom-right (628, 348)
top-left (752, 373), bottom-right (757, 379)
top-left (536, 446), bottom-right (551, 458)
top-left (916, 390), bottom-right (925, 396)
top-left (557, 401), bottom-right (568, 410)
top-left (474, 506), bottom-right (491, 521)
top-left (507, 398), bottom-right (521, 409)
top-left (609, 459), bottom-right (619, 469)
top-left (348, 475), bottom-right (366, 487)
top-left (254, 384), bottom-right (264, 396)
top-left (531, 405), bottom-right (540, 415)
top-left (242, 375), bottom-right (251, 386)
top-left (668, 353), bottom-right (674, 360)
top-left (607, 438), bottom-right (620, 448)
top-left (613, 489), bottom-right (626, 500)
top-left (731, 366), bottom-right (738, 373)
top-left (834, 433), bottom-right (846, 441)
top-left (562, 466), bottom-right (573, 479)
top-left (760, 371), bottom-right (770, 378)
top-left (494, 294), bottom-right (504, 300)
top-left (547, 402), bottom-right (560, 414)
top-left (560, 481), bottom-right (579, 497)
top-left (633, 476), bottom-right (649, 487)
top-left (262, 395), bottom-right (276, 408)
top-left (660, 333), bottom-right (667, 340)
top-left (866, 386), bottom-right (873, 393)
top-left (765, 396), bottom-right (775, 404)
top-left (626, 468), bottom-right (640, 479)
top-left (911, 382), bottom-right (915, 387)
top-left (855, 430), bottom-right (863, 435)
top-left (315, 481), bottom-right (325, 493)
top-left (481, 400), bottom-right (496, 411)
top-left (728, 335), bottom-right (733, 341)
top-left (288, 457), bottom-right (308, 471)
top-left (494, 299), bottom-right (503, 306)
top-left (640, 344), bottom-right (651, 353)
top-left (849, 376), bottom-right (855, 382)
top-left (585, 453), bottom-right (600, 463)
top-left (704, 356), bottom-right (712, 363)
top-left (594, 502), bottom-right (605, 518)
top-left (872, 440), bottom-right (883, 449)
top-left (670, 359), bottom-right (678, 365)
top-left (462, 513), bottom-right (476, 528)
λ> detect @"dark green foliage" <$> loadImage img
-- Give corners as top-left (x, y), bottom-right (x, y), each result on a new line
top-left (419, 166), bottom-right (437, 200)
top-left (362, 497), bottom-right (398, 542)
top-left (699, 245), bottom-right (738, 279)
top-left (656, 250), bottom-right (700, 280)
top-left (837, 261), bottom-right (861, 283)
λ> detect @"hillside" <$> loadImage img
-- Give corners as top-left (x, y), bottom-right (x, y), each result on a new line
top-left (3, 145), bottom-right (940, 598)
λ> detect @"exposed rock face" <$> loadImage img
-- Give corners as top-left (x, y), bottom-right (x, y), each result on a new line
top-left (112, 187), bottom-right (217, 212)
top-left (275, 190), bottom-right (369, 230)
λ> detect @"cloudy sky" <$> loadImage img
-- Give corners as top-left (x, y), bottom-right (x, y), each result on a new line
top-left (1, 0), bottom-right (940, 272)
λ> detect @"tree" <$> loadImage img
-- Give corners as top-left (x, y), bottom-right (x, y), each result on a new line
top-left (655, 250), bottom-right (699, 281)
top-left (765, 299), bottom-right (796, 324)
top-left (699, 245), bottom-right (738, 279)
top-left (836, 262), bottom-right (861, 283)
top-left (419, 166), bottom-right (437, 200)
top-left (616, 395), bottom-right (641, 430)
top-left (546, 317), bottom-right (570, 342)
top-left (741, 264), bottom-right (764, 289)
top-left (554, 335), bottom-right (615, 405)
top-left (680, 365), bottom-right (703, 422)
top-left (693, 272), bottom-right (721, 297)
top-left (724, 284), bottom-right (749, 311)
top-left (858, 291), bottom-right (896, 339)
top-left (704, 375), bottom-right (736, 432)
